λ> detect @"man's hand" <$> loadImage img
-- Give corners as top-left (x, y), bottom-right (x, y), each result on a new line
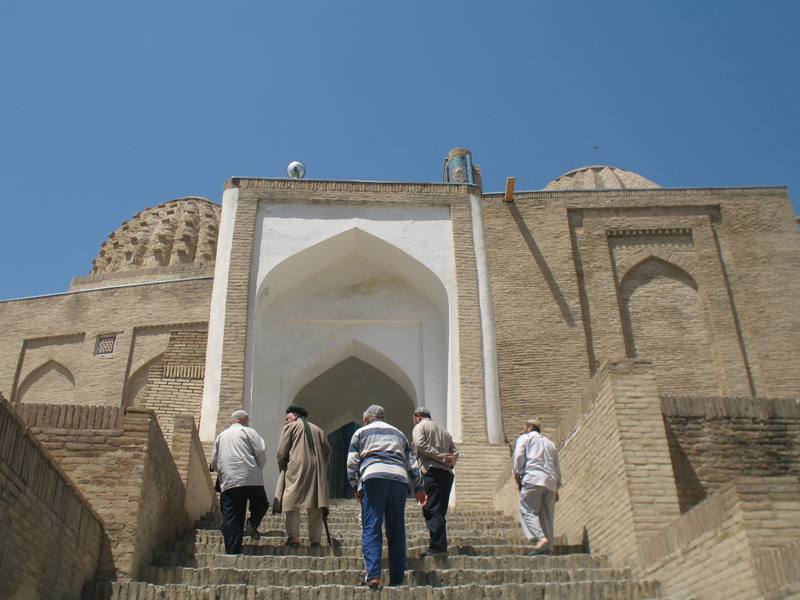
top-left (444, 454), bottom-right (456, 468)
top-left (555, 491), bottom-right (559, 502)
top-left (416, 491), bottom-right (428, 508)
top-left (355, 489), bottom-right (362, 503)
top-left (515, 474), bottom-right (522, 491)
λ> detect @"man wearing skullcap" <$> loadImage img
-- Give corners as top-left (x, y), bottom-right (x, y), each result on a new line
top-left (210, 410), bottom-right (269, 554)
top-left (275, 404), bottom-right (330, 546)
top-left (411, 406), bottom-right (458, 556)
top-left (347, 404), bottom-right (426, 588)
top-left (512, 418), bottom-right (561, 554)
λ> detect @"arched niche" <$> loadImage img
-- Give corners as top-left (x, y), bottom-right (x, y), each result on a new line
top-left (17, 360), bottom-right (76, 404)
top-left (124, 353), bottom-right (164, 408)
top-left (620, 256), bottom-right (719, 394)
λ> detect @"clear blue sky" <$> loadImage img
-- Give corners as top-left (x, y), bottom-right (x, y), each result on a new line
top-left (1, 1), bottom-right (798, 299)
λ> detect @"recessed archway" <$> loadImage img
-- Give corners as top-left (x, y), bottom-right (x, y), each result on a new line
top-left (17, 359), bottom-right (76, 404)
top-left (248, 227), bottom-right (450, 495)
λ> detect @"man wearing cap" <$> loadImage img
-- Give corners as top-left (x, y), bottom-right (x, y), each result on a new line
top-left (512, 418), bottom-right (561, 554)
top-left (210, 410), bottom-right (269, 555)
top-left (275, 404), bottom-right (331, 546)
top-left (411, 407), bottom-right (458, 556)
top-left (347, 404), bottom-right (427, 588)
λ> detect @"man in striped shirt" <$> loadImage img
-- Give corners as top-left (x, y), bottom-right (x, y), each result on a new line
top-left (347, 404), bottom-right (427, 588)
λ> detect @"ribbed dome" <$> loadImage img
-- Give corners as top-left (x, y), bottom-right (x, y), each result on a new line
top-left (544, 165), bottom-right (660, 191)
top-left (91, 197), bottom-right (221, 275)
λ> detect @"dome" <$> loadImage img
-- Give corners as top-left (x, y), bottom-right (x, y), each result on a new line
top-left (544, 165), bottom-right (660, 191)
top-left (91, 197), bottom-right (221, 275)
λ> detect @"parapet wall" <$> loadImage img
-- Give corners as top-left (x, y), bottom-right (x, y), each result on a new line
top-left (640, 476), bottom-right (800, 600)
top-left (172, 414), bottom-right (217, 523)
top-left (15, 403), bottom-right (208, 580)
top-left (554, 359), bottom-right (680, 567)
top-left (0, 397), bottom-right (105, 599)
top-left (662, 395), bottom-right (800, 512)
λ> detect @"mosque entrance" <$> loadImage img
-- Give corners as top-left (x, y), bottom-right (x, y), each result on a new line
top-left (292, 356), bottom-right (415, 498)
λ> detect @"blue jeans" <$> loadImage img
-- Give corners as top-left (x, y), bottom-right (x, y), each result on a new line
top-left (360, 478), bottom-right (407, 584)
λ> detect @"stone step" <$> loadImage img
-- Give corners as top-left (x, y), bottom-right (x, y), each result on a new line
top-left (140, 565), bottom-right (635, 587)
top-left (153, 552), bottom-right (608, 572)
top-left (98, 580), bottom-right (662, 599)
top-left (161, 541), bottom-right (585, 559)
top-left (180, 530), bottom-right (528, 545)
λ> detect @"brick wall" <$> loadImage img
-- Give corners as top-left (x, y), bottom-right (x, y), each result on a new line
top-left (640, 476), bottom-right (800, 600)
top-left (662, 395), bottom-right (800, 513)
top-left (16, 404), bottom-right (200, 580)
top-left (138, 330), bottom-right (207, 439)
top-left (554, 359), bottom-right (680, 567)
top-left (0, 278), bottom-right (213, 408)
top-left (453, 442), bottom-right (511, 508)
top-left (172, 414), bottom-right (216, 523)
top-left (0, 397), bottom-right (105, 600)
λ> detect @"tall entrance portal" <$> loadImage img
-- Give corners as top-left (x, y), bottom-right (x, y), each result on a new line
top-left (292, 355), bottom-right (416, 497)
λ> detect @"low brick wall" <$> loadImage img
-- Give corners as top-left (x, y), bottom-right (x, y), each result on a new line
top-left (640, 476), bottom-right (800, 600)
top-left (662, 395), bottom-right (800, 512)
top-left (455, 442), bottom-right (513, 508)
top-left (554, 359), bottom-right (680, 568)
top-left (17, 403), bottom-right (202, 580)
top-left (172, 414), bottom-right (217, 523)
top-left (0, 397), bottom-right (105, 599)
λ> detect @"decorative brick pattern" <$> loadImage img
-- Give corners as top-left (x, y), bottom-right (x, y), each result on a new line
top-left (138, 330), bottom-right (208, 439)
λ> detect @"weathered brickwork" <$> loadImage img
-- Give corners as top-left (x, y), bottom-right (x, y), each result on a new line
top-left (662, 395), bottom-right (800, 512)
top-left (0, 397), bottom-right (104, 600)
top-left (0, 278), bottom-right (213, 409)
top-left (482, 187), bottom-right (800, 442)
top-left (482, 199), bottom-right (590, 440)
top-left (138, 330), bottom-right (208, 438)
top-left (553, 359), bottom-right (679, 567)
top-left (640, 476), bottom-right (800, 600)
top-left (171, 414), bottom-right (217, 523)
top-left (13, 404), bottom-right (204, 579)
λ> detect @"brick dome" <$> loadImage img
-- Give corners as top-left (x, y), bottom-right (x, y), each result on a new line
top-left (544, 165), bottom-right (660, 191)
top-left (91, 197), bottom-right (221, 275)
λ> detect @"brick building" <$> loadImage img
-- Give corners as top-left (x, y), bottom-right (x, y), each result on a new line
top-left (1, 149), bottom-right (798, 598)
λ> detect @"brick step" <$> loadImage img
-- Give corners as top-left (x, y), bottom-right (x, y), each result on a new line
top-left (153, 552), bottom-right (607, 571)
top-left (140, 565), bottom-right (635, 587)
top-left (97, 580), bottom-right (661, 600)
top-left (161, 542), bottom-right (583, 559)
top-left (200, 516), bottom-right (522, 531)
top-left (180, 530), bottom-right (528, 545)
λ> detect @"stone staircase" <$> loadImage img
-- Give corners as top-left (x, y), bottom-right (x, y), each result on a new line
top-left (89, 500), bottom-right (662, 599)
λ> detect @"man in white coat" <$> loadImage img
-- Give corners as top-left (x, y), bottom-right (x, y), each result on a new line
top-left (512, 418), bottom-right (561, 554)
top-left (210, 409), bottom-right (268, 555)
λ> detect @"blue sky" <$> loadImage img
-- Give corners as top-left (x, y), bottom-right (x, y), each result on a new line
top-left (1, 1), bottom-right (798, 299)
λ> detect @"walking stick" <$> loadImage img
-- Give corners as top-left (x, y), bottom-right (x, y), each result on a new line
top-left (322, 507), bottom-right (341, 555)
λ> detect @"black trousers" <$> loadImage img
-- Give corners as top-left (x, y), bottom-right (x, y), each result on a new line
top-left (220, 485), bottom-right (268, 554)
top-left (422, 468), bottom-right (454, 552)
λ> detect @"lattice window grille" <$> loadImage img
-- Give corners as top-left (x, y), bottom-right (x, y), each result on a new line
top-left (96, 335), bottom-right (116, 355)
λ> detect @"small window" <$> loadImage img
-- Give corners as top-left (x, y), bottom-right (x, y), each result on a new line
top-left (95, 335), bottom-right (116, 356)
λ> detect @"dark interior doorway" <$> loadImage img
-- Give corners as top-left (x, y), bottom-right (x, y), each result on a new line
top-left (327, 421), bottom-right (359, 498)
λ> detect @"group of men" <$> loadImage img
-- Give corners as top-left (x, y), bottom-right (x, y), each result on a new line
top-left (210, 404), bottom-right (559, 587)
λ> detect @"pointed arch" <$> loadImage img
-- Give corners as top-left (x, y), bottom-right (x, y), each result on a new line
top-left (618, 249), bottom-right (698, 284)
top-left (124, 352), bottom-right (164, 408)
top-left (17, 359), bottom-right (76, 404)
top-left (619, 255), bottom-right (718, 394)
top-left (286, 339), bottom-right (418, 406)
top-left (257, 227), bottom-right (449, 317)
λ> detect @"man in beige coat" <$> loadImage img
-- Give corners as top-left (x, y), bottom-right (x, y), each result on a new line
top-left (275, 404), bottom-right (331, 546)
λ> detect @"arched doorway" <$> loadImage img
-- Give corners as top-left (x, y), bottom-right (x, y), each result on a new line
top-left (293, 356), bottom-right (415, 497)
top-left (249, 227), bottom-right (449, 495)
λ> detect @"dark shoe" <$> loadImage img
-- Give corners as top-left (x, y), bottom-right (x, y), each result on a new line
top-left (420, 549), bottom-right (447, 558)
top-left (363, 578), bottom-right (381, 589)
top-left (244, 522), bottom-right (260, 540)
top-left (388, 579), bottom-right (405, 587)
top-left (309, 542), bottom-right (321, 548)
top-left (284, 537), bottom-right (301, 547)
